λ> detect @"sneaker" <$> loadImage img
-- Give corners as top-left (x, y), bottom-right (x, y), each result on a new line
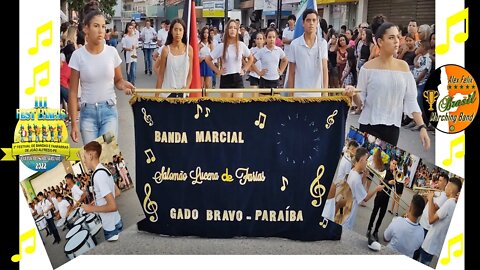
top-left (107, 234), bottom-right (119, 241)
top-left (144, 70), bottom-right (148, 74)
top-left (372, 231), bottom-right (379, 242)
top-left (404, 121), bottom-right (416, 129)
top-left (359, 201), bottom-right (367, 207)
top-left (149, 70), bottom-right (152, 75)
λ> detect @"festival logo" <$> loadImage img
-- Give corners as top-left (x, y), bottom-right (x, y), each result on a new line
top-left (1, 97), bottom-right (79, 171)
top-left (424, 64), bottom-right (478, 133)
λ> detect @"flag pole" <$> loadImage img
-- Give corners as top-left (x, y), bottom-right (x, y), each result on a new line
top-left (185, 0), bottom-right (192, 96)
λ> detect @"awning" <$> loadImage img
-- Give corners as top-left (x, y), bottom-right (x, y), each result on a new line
top-left (317, 0), bottom-right (358, 4)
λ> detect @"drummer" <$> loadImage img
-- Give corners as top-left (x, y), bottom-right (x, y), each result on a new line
top-left (56, 193), bottom-right (72, 222)
top-left (33, 198), bottom-right (50, 236)
top-left (48, 190), bottom-right (60, 219)
top-left (37, 192), bottom-right (61, 244)
top-left (65, 173), bottom-right (87, 208)
top-left (81, 141), bottom-right (123, 242)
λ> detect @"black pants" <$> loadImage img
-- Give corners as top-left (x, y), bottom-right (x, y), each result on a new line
top-left (359, 124), bottom-right (400, 146)
top-left (413, 228), bottom-right (429, 260)
top-left (220, 73), bottom-right (244, 89)
top-left (368, 195), bottom-right (389, 233)
top-left (46, 217), bottom-right (60, 241)
top-left (259, 78), bottom-right (278, 89)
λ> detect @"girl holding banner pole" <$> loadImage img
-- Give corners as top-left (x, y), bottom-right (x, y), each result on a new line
top-left (344, 22), bottom-right (430, 150)
top-left (205, 19), bottom-right (254, 98)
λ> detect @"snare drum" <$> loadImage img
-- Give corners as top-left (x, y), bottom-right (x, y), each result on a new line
top-left (65, 224), bottom-right (82, 241)
top-left (56, 218), bottom-right (66, 228)
top-left (73, 216), bottom-right (88, 230)
top-left (35, 216), bottom-right (47, 230)
top-left (64, 230), bottom-right (96, 260)
top-left (66, 208), bottom-right (80, 228)
top-left (85, 214), bottom-right (99, 233)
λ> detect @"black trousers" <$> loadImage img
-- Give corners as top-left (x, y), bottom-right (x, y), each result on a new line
top-left (46, 217), bottom-right (60, 241)
top-left (359, 124), bottom-right (400, 146)
top-left (367, 195), bottom-right (389, 233)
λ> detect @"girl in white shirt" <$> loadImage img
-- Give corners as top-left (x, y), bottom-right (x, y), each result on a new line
top-left (248, 32), bottom-right (265, 97)
top-left (251, 28), bottom-right (288, 91)
top-left (69, 11), bottom-right (134, 144)
top-left (205, 20), bottom-right (254, 98)
top-left (155, 18), bottom-right (193, 98)
top-left (123, 22), bottom-right (138, 86)
top-left (198, 26), bottom-right (214, 90)
top-left (344, 22), bottom-right (430, 150)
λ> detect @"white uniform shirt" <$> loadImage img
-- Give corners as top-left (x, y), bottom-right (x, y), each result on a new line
top-left (249, 47), bottom-right (262, 79)
top-left (69, 46), bottom-right (122, 104)
top-left (335, 155), bottom-right (352, 185)
top-left (122, 35), bottom-right (139, 63)
top-left (343, 170), bottom-right (367, 230)
top-left (157, 28), bottom-right (168, 47)
top-left (93, 164), bottom-right (121, 231)
top-left (289, 34), bottom-right (328, 96)
top-left (35, 203), bottom-right (44, 216)
top-left (420, 191), bottom-right (447, 230)
top-left (357, 68), bottom-right (421, 127)
top-left (384, 217), bottom-right (424, 257)
top-left (210, 42), bottom-right (251, 75)
top-left (71, 184), bottom-right (84, 203)
top-left (40, 198), bottom-right (53, 219)
top-left (57, 199), bottom-right (71, 219)
top-left (141, 26), bottom-right (157, 49)
top-left (422, 198), bottom-right (457, 256)
top-left (282, 27), bottom-right (295, 59)
top-left (254, 46), bottom-right (286, 80)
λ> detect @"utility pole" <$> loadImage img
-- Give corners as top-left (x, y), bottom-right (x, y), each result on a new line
top-left (224, 0), bottom-right (229, 29)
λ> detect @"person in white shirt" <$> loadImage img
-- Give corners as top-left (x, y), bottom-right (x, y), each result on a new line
top-left (287, 9), bottom-right (328, 97)
top-left (322, 140), bottom-right (359, 221)
top-left (383, 194), bottom-right (426, 257)
top-left (251, 28), bottom-right (288, 91)
top-left (413, 173), bottom-right (449, 260)
top-left (282, 15), bottom-right (296, 89)
top-left (344, 22), bottom-right (430, 150)
top-left (123, 22), bottom-right (139, 85)
top-left (240, 25), bottom-right (250, 47)
top-left (342, 147), bottom-right (384, 230)
top-left (48, 190), bottom-right (60, 219)
top-left (205, 19), bottom-right (254, 98)
top-left (140, 20), bottom-right (157, 75)
top-left (69, 11), bottom-right (134, 144)
top-left (198, 26), bottom-right (215, 89)
top-left (65, 173), bottom-right (86, 208)
top-left (418, 177), bottom-right (462, 266)
top-left (248, 32), bottom-right (265, 96)
top-left (38, 192), bottom-right (61, 244)
top-left (81, 141), bottom-right (123, 242)
top-left (157, 20), bottom-right (170, 48)
top-left (56, 193), bottom-right (72, 220)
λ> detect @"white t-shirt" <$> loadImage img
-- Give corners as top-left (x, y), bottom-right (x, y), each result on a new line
top-left (93, 164), bottom-right (121, 231)
top-left (422, 198), bottom-right (457, 256)
top-left (157, 28), bottom-right (168, 47)
top-left (40, 198), bottom-right (53, 219)
top-left (141, 27), bottom-right (157, 49)
top-left (282, 27), bottom-right (295, 59)
top-left (35, 203), bottom-right (44, 216)
top-left (69, 45), bottom-right (122, 104)
top-left (335, 155), bottom-right (352, 185)
top-left (357, 68), bottom-right (421, 127)
top-left (57, 199), bottom-right (71, 219)
top-left (419, 191), bottom-right (447, 230)
top-left (71, 184), bottom-right (84, 203)
top-left (384, 217), bottom-right (424, 257)
top-left (122, 35), bottom-right (138, 63)
top-left (50, 195), bottom-right (59, 212)
top-left (249, 46), bottom-right (262, 79)
top-left (289, 34), bottom-right (328, 96)
top-left (342, 170), bottom-right (367, 230)
top-left (322, 197), bottom-right (336, 221)
top-left (210, 42), bottom-right (251, 75)
top-left (254, 46), bottom-right (286, 80)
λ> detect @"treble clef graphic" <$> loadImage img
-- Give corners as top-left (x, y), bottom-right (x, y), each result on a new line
top-left (143, 183), bottom-right (158, 222)
top-left (310, 165), bottom-right (326, 207)
top-left (325, 110), bottom-right (338, 129)
top-left (141, 108), bottom-right (154, 126)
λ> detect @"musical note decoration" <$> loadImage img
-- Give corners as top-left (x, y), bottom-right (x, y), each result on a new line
top-left (194, 104), bottom-right (210, 119)
top-left (319, 217), bottom-right (328, 228)
top-left (440, 233), bottom-right (464, 265)
top-left (437, 8), bottom-right (469, 55)
top-left (281, 176), bottom-right (288, 191)
top-left (143, 183), bottom-right (158, 222)
top-left (25, 61), bottom-right (50, 95)
top-left (141, 108), bottom-right (154, 126)
top-left (442, 134), bottom-right (465, 166)
top-left (144, 149), bottom-right (156, 164)
top-left (28, 21), bottom-right (53, 55)
top-left (254, 112), bottom-right (267, 129)
top-left (325, 110), bottom-right (338, 129)
top-left (310, 165), bottom-right (326, 207)
top-left (11, 228), bottom-right (36, 263)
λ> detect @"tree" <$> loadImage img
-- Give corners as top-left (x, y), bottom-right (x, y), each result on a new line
top-left (67, 0), bottom-right (118, 21)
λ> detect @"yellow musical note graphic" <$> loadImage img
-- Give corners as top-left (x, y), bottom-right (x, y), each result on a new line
top-left (28, 21), bottom-right (53, 55)
top-left (437, 8), bottom-right (469, 55)
top-left (310, 165), bottom-right (326, 207)
top-left (442, 134), bottom-right (465, 166)
top-left (25, 61), bottom-right (50, 95)
top-left (325, 110), bottom-right (338, 129)
top-left (194, 104), bottom-right (211, 119)
top-left (254, 112), bottom-right (267, 129)
top-left (281, 176), bottom-right (288, 191)
top-left (319, 217), bottom-right (328, 228)
top-left (143, 183), bottom-right (158, 222)
top-left (11, 228), bottom-right (36, 262)
top-left (144, 149), bottom-right (156, 164)
top-left (141, 108), bottom-right (154, 126)
top-left (440, 233), bottom-right (463, 265)
top-left (205, 107), bottom-right (210, 117)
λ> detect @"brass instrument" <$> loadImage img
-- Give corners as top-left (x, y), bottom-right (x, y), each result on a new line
top-left (395, 170), bottom-right (405, 183)
top-left (413, 186), bottom-right (441, 197)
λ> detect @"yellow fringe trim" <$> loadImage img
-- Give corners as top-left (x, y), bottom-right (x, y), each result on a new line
top-left (130, 95), bottom-right (351, 107)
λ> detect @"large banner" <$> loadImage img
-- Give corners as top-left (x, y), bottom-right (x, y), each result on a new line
top-left (132, 96), bottom-right (349, 241)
